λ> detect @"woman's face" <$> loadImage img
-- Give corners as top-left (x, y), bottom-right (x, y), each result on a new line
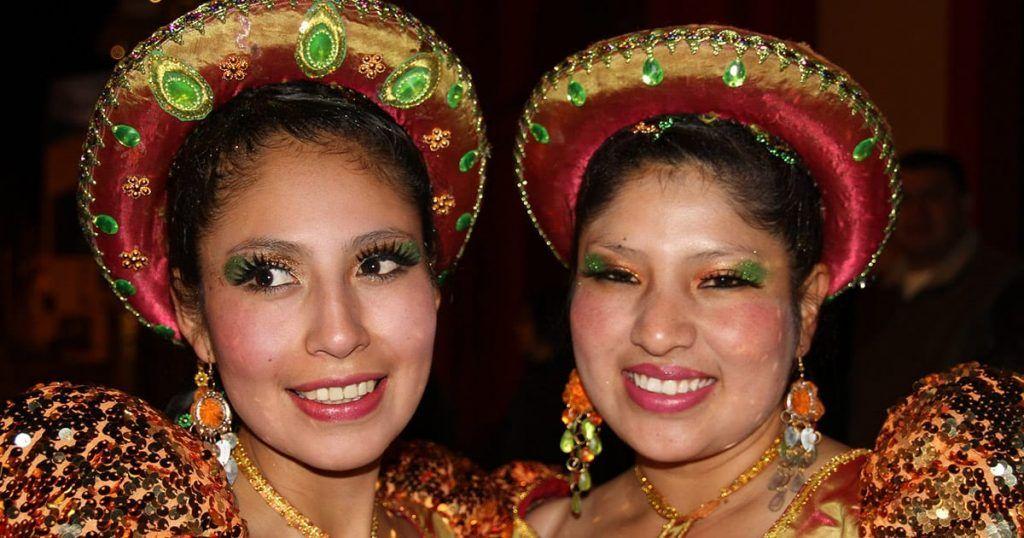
top-left (179, 138), bottom-right (438, 471)
top-left (570, 163), bottom-right (826, 464)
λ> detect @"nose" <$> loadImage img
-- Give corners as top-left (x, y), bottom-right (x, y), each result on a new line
top-left (304, 282), bottom-right (371, 359)
top-left (630, 284), bottom-right (697, 357)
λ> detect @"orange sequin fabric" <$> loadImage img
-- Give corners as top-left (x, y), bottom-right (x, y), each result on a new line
top-left (860, 362), bottom-right (1024, 536)
top-left (0, 383), bottom-right (244, 536)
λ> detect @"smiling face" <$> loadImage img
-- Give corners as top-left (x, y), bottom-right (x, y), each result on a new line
top-left (570, 163), bottom-right (827, 464)
top-left (176, 138), bottom-right (438, 471)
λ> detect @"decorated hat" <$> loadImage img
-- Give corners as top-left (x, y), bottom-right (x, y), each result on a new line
top-left (79, 0), bottom-right (488, 341)
top-left (515, 26), bottom-right (900, 297)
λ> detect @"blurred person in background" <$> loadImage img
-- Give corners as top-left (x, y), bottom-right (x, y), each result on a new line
top-left (846, 150), bottom-right (1023, 447)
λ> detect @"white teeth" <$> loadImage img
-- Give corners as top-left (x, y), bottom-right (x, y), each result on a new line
top-left (298, 379), bottom-right (378, 404)
top-left (628, 372), bottom-right (715, 396)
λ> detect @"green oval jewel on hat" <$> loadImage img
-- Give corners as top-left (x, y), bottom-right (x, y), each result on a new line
top-left (295, 0), bottom-right (347, 78)
top-left (459, 149), bottom-right (479, 172)
top-left (379, 52), bottom-right (440, 109)
top-left (642, 56), bottom-right (664, 86)
top-left (93, 214), bottom-right (119, 235)
top-left (723, 58), bottom-right (747, 88)
top-left (853, 137), bottom-right (876, 162)
top-left (567, 79), bottom-right (586, 107)
top-left (530, 123), bottom-right (550, 144)
top-left (153, 325), bottom-right (175, 339)
top-left (455, 212), bottom-right (473, 232)
top-left (112, 124), bottom-right (141, 148)
top-left (446, 82), bottom-right (464, 109)
top-left (436, 269), bottom-right (452, 286)
top-left (114, 279), bottom-right (136, 297)
top-left (147, 52), bottom-right (214, 121)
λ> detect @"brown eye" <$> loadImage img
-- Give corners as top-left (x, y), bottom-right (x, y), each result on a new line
top-left (251, 266), bottom-right (295, 288)
top-left (358, 257), bottom-right (401, 277)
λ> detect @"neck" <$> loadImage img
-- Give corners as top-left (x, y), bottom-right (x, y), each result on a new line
top-left (235, 426), bottom-right (382, 537)
top-left (635, 405), bottom-right (783, 517)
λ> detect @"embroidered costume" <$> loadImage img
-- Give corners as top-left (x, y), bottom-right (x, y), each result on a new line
top-left (1, 0), bottom-right (500, 535)
top-left (511, 24), bottom-right (1024, 536)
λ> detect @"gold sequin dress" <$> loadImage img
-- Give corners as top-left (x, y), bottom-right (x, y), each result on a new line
top-left (0, 383), bottom-right (548, 537)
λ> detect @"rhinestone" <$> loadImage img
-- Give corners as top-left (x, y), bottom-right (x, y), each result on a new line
top-left (13, 432), bottom-right (31, 448)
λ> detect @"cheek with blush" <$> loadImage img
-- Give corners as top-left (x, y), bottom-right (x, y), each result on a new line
top-left (699, 297), bottom-right (795, 366)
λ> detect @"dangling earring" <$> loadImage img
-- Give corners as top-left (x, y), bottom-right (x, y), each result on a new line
top-left (769, 355), bottom-right (824, 511)
top-left (177, 360), bottom-right (239, 484)
top-left (559, 369), bottom-right (603, 516)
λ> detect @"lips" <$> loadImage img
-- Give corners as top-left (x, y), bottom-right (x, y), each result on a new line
top-left (622, 364), bottom-right (717, 414)
top-left (288, 374), bottom-right (387, 422)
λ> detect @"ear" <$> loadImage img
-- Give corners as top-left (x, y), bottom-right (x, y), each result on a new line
top-left (171, 268), bottom-right (215, 366)
top-left (433, 282), bottom-right (442, 311)
top-left (795, 263), bottom-right (830, 358)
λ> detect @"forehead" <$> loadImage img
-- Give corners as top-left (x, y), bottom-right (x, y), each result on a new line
top-left (205, 142), bottom-right (421, 250)
top-left (581, 164), bottom-right (782, 256)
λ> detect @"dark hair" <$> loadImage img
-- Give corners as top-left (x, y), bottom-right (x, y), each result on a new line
top-left (167, 81), bottom-right (434, 316)
top-left (899, 149), bottom-right (967, 194)
top-left (574, 115), bottom-right (824, 303)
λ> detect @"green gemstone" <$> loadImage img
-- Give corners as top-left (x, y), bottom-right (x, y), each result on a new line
top-left (588, 436), bottom-right (603, 456)
top-left (163, 71), bottom-right (203, 110)
top-left (153, 325), bottom-right (175, 339)
top-left (459, 149), bottom-right (479, 172)
top-left (559, 429), bottom-right (575, 453)
top-left (305, 24), bottom-right (336, 69)
top-left (113, 124), bottom-right (140, 148)
top-left (578, 470), bottom-right (592, 492)
top-left (455, 212), bottom-right (473, 232)
top-left (567, 80), bottom-right (586, 106)
top-left (853, 137), bottom-right (876, 162)
top-left (393, 66), bottom-right (431, 104)
top-left (723, 58), bottom-right (747, 88)
top-left (380, 53), bottom-right (439, 109)
top-left (581, 419), bottom-right (596, 440)
top-left (176, 413), bottom-right (193, 428)
top-left (93, 214), bottom-right (118, 235)
top-left (295, 1), bottom-right (347, 78)
top-left (436, 269), bottom-right (452, 286)
top-left (642, 57), bottom-right (664, 86)
top-left (529, 122), bottom-right (550, 144)
top-left (570, 492), bottom-right (582, 515)
top-left (114, 279), bottom-right (136, 297)
top-left (446, 83), bottom-right (464, 109)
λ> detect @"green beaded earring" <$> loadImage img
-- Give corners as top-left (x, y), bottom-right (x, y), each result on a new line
top-left (560, 369), bottom-right (604, 516)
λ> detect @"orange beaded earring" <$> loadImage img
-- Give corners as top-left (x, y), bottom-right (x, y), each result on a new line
top-left (769, 355), bottom-right (824, 510)
top-left (176, 361), bottom-right (238, 484)
top-left (560, 369), bottom-right (604, 516)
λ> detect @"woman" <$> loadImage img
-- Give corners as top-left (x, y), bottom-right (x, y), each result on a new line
top-left (0, 1), bottom-right (510, 535)
top-left (511, 26), bottom-right (1024, 536)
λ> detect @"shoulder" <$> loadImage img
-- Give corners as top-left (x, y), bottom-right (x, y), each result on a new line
top-left (859, 363), bottom-right (1024, 536)
top-left (523, 496), bottom-right (572, 537)
top-left (1, 382), bottom-right (244, 536)
top-left (380, 440), bottom-right (566, 536)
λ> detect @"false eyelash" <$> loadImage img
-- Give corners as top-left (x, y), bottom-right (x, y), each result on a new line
top-left (225, 253), bottom-right (293, 287)
top-left (700, 269), bottom-right (763, 289)
top-left (356, 240), bottom-right (422, 266)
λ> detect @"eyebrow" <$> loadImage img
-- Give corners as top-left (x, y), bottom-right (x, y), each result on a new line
top-left (227, 237), bottom-right (310, 258)
top-left (227, 228), bottom-right (416, 258)
top-left (590, 242), bottom-right (761, 262)
top-left (349, 228), bottom-right (415, 251)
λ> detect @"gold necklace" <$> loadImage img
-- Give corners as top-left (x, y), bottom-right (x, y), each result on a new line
top-left (233, 441), bottom-right (381, 538)
top-left (634, 436), bottom-right (781, 537)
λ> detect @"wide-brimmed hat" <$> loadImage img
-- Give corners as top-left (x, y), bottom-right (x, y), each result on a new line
top-left (79, 0), bottom-right (488, 341)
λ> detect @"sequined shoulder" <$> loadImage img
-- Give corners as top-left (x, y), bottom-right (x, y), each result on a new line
top-left (379, 440), bottom-right (561, 536)
top-left (0, 382), bottom-right (245, 536)
top-left (859, 362), bottom-right (1024, 536)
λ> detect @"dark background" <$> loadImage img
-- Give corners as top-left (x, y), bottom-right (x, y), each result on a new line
top-left (2, 1), bottom-right (1021, 481)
